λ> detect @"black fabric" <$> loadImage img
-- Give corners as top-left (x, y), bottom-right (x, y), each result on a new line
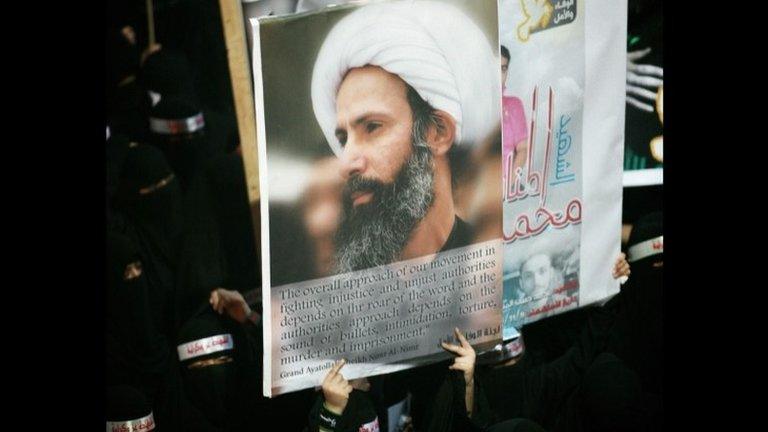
top-left (612, 272), bottom-right (663, 395)
top-left (202, 108), bottom-right (239, 154)
top-left (627, 211), bottom-right (663, 257)
top-left (107, 80), bottom-right (152, 142)
top-left (149, 96), bottom-right (236, 189)
top-left (115, 143), bottom-right (176, 199)
top-left (183, 362), bottom-right (235, 427)
top-left (106, 132), bottom-right (132, 204)
top-left (308, 359), bottom-right (494, 432)
top-left (173, 306), bottom-right (290, 432)
top-left (177, 308), bottom-right (241, 429)
top-left (106, 232), bottom-right (169, 402)
top-left (416, 367), bottom-right (495, 432)
top-left (105, 22), bottom-right (150, 142)
top-left (477, 304), bottom-right (618, 432)
top-left (478, 267), bottom-right (661, 432)
top-left (112, 142), bottom-right (183, 272)
top-left (318, 405), bottom-right (342, 430)
top-left (141, 48), bottom-right (197, 100)
top-left (111, 144), bottom-right (182, 345)
top-left (268, 203), bottom-right (315, 287)
top-left (171, 170), bottom-right (227, 328)
top-left (150, 94), bottom-right (201, 120)
top-left (609, 211), bottom-right (663, 396)
top-left (621, 186), bottom-right (663, 226)
top-left (149, 96), bottom-right (208, 191)
top-left (605, 264), bottom-right (663, 397)
top-left (208, 153), bottom-right (261, 292)
top-left (440, 216), bottom-right (473, 253)
top-left (140, 44), bottom-right (242, 156)
top-left (177, 306), bottom-right (235, 364)
top-left (106, 384), bottom-right (153, 422)
top-left (425, 361), bottom-right (494, 431)
top-left (309, 390), bottom-right (379, 432)
top-left (579, 353), bottom-right (647, 432)
top-left (145, 96), bottom-right (230, 328)
top-left (487, 419), bottom-right (548, 432)
top-left (105, 0), bottom-right (142, 34)
top-left (174, 0), bottom-right (235, 113)
top-left (106, 25), bottom-right (140, 90)
top-left (517, 307), bottom-right (593, 368)
top-left (483, 213), bottom-right (663, 431)
top-left (238, 312), bottom-right (325, 431)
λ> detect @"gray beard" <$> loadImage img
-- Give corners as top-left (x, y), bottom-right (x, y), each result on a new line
top-left (334, 145), bottom-right (434, 273)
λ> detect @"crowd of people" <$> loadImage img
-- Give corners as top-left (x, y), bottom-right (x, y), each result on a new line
top-left (105, 1), bottom-right (663, 431)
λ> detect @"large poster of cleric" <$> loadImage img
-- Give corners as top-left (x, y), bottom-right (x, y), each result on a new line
top-left (249, 0), bottom-right (503, 396)
top-left (499, 0), bottom-right (626, 337)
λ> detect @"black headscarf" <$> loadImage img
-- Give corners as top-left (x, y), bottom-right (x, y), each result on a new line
top-left (148, 96), bottom-right (211, 191)
top-left (106, 232), bottom-right (169, 402)
top-left (176, 307), bottom-right (243, 429)
top-left (145, 96), bottom-right (232, 328)
top-left (114, 143), bottom-right (183, 263)
top-left (140, 48), bottom-right (198, 101)
top-left (112, 143), bottom-right (183, 344)
top-left (106, 25), bottom-right (152, 142)
top-left (148, 95), bottom-right (237, 190)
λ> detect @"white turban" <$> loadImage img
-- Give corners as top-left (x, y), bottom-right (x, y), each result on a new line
top-left (311, 0), bottom-right (501, 157)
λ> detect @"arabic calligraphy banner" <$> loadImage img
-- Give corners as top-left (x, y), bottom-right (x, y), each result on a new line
top-left (500, 0), bottom-right (626, 336)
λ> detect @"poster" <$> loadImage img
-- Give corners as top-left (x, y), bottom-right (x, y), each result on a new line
top-left (249, 0), bottom-right (504, 397)
top-left (499, 0), bottom-right (626, 337)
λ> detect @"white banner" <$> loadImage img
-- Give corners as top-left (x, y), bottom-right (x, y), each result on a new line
top-left (500, 0), bottom-right (626, 336)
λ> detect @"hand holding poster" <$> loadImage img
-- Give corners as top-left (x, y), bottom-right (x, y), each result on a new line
top-left (248, 0), bottom-right (504, 397)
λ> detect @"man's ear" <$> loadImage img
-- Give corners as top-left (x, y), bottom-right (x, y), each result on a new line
top-left (426, 110), bottom-right (456, 156)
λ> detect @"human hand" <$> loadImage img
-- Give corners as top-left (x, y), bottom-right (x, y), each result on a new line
top-left (210, 288), bottom-right (254, 324)
top-left (322, 359), bottom-right (353, 415)
top-left (612, 252), bottom-right (631, 282)
top-left (441, 327), bottom-right (476, 384)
